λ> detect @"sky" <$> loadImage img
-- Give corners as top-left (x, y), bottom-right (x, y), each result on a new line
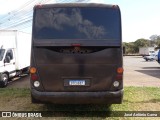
top-left (0, 0), bottom-right (160, 42)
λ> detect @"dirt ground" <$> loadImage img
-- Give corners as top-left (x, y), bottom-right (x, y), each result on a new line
top-left (7, 56), bottom-right (160, 88)
top-left (7, 75), bottom-right (30, 88)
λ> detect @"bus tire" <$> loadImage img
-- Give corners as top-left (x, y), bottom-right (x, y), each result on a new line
top-left (0, 73), bottom-right (9, 88)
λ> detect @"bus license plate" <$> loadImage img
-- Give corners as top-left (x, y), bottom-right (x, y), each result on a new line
top-left (69, 80), bottom-right (85, 86)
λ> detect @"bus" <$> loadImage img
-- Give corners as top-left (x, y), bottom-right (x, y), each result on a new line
top-left (30, 3), bottom-right (123, 104)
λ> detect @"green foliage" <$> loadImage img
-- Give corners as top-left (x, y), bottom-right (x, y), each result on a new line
top-left (123, 39), bottom-right (150, 54)
top-left (134, 39), bottom-right (149, 47)
top-left (134, 39), bottom-right (149, 53)
top-left (150, 35), bottom-right (160, 47)
top-left (123, 34), bottom-right (160, 54)
top-left (156, 39), bottom-right (160, 47)
top-left (123, 42), bottom-right (137, 54)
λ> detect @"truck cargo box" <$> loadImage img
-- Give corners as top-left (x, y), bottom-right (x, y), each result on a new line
top-left (0, 30), bottom-right (31, 69)
top-left (0, 30), bottom-right (31, 87)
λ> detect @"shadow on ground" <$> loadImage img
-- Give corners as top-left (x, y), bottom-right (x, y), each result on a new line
top-left (135, 67), bottom-right (160, 79)
top-left (40, 104), bottom-right (113, 117)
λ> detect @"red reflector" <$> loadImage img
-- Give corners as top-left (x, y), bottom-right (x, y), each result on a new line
top-left (116, 75), bottom-right (123, 80)
top-left (71, 43), bottom-right (81, 47)
top-left (31, 74), bottom-right (38, 80)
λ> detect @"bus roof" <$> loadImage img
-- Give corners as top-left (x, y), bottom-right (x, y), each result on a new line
top-left (34, 3), bottom-right (119, 9)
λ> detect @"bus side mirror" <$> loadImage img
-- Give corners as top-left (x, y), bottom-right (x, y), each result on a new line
top-left (4, 56), bottom-right (10, 63)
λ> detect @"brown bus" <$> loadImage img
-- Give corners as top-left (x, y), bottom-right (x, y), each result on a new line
top-left (30, 3), bottom-right (123, 104)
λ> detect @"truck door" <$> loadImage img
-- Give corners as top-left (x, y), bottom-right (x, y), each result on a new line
top-left (4, 49), bottom-right (16, 77)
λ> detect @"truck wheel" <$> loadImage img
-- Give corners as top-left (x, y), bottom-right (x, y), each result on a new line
top-left (23, 67), bottom-right (30, 74)
top-left (0, 73), bottom-right (9, 88)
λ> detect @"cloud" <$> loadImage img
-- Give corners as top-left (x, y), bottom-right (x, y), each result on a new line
top-left (36, 8), bottom-right (107, 39)
top-left (0, 0), bottom-right (29, 15)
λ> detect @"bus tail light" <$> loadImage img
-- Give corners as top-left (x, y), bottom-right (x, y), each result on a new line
top-left (31, 74), bottom-right (41, 87)
top-left (31, 74), bottom-right (38, 81)
top-left (116, 74), bottom-right (123, 80)
top-left (116, 67), bottom-right (123, 81)
top-left (31, 74), bottom-right (40, 87)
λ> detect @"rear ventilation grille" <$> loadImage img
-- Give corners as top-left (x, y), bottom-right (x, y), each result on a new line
top-left (45, 47), bottom-right (106, 54)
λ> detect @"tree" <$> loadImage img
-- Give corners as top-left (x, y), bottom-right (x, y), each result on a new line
top-left (123, 35), bottom-right (160, 54)
top-left (134, 39), bottom-right (149, 47)
top-left (150, 35), bottom-right (158, 41)
top-left (149, 35), bottom-right (160, 47)
top-left (134, 39), bottom-right (149, 53)
top-left (123, 42), bottom-right (137, 54)
top-left (157, 40), bottom-right (160, 47)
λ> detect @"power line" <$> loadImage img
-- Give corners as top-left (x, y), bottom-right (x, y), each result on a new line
top-left (0, 0), bottom-right (90, 31)
top-left (0, 0), bottom-right (47, 26)
top-left (0, 0), bottom-right (45, 30)
top-left (0, 0), bottom-right (37, 23)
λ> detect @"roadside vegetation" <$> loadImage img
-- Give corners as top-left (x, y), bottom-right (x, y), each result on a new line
top-left (0, 87), bottom-right (160, 119)
top-left (123, 34), bottom-right (160, 54)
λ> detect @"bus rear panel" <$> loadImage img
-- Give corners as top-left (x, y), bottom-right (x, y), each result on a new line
top-left (30, 3), bottom-right (123, 104)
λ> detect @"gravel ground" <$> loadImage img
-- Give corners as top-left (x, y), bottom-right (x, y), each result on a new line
top-left (7, 56), bottom-right (160, 88)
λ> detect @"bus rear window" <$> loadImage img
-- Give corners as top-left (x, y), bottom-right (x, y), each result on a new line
top-left (33, 7), bottom-right (121, 40)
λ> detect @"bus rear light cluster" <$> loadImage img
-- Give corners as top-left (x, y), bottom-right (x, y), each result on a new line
top-left (113, 67), bottom-right (123, 87)
top-left (116, 67), bottom-right (123, 81)
top-left (30, 67), bottom-right (40, 87)
top-left (30, 67), bottom-right (38, 81)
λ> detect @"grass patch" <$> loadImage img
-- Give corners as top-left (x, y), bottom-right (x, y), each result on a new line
top-left (0, 88), bottom-right (30, 97)
top-left (0, 87), bottom-right (160, 119)
top-left (111, 87), bottom-right (160, 111)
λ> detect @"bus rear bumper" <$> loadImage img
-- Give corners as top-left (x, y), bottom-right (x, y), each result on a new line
top-left (31, 89), bottom-right (123, 104)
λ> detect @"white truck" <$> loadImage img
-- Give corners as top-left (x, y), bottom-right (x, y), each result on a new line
top-left (0, 30), bottom-right (31, 87)
top-left (139, 47), bottom-right (155, 56)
